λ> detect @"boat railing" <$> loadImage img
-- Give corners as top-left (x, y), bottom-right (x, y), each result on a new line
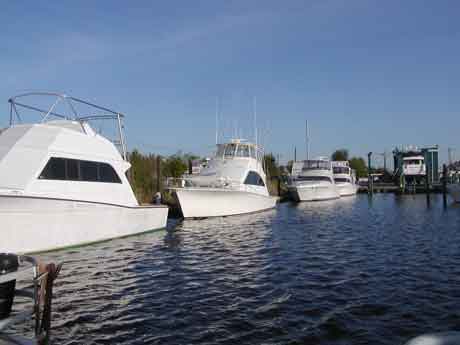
top-left (7, 92), bottom-right (128, 160)
top-left (0, 254), bottom-right (61, 345)
top-left (166, 177), bottom-right (251, 192)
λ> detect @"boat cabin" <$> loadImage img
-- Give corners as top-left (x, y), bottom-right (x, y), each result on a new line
top-left (215, 139), bottom-right (264, 164)
top-left (402, 155), bottom-right (426, 176)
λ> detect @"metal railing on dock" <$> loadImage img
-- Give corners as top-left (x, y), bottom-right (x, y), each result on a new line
top-left (0, 254), bottom-right (61, 345)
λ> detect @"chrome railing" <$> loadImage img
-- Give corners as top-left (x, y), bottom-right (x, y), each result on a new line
top-left (8, 92), bottom-right (128, 160)
top-left (166, 177), bottom-right (261, 193)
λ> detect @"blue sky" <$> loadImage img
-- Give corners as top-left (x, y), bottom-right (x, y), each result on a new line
top-left (1, 0), bottom-right (460, 166)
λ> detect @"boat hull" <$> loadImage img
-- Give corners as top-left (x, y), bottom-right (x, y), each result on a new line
top-left (448, 184), bottom-right (460, 203)
top-left (336, 183), bottom-right (358, 196)
top-left (289, 184), bottom-right (340, 202)
top-left (174, 188), bottom-right (277, 218)
top-left (1, 196), bottom-right (168, 254)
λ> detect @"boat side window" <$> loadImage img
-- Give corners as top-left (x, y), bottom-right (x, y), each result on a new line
top-left (80, 161), bottom-right (98, 182)
top-left (66, 159), bottom-right (80, 180)
top-left (224, 144), bottom-right (236, 157)
top-left (244, 171), bottom-right (265, 186)
top-left (40, 157), bottom-right (66, 180)
top-left (39, 158), bottom-right (121, 183)
top-left (99, 162), bottom-right (122, 183)
top-left (236, 145), bottom-right (250, 157)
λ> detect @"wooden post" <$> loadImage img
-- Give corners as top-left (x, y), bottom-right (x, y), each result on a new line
top-left (443, 164), bottom-right (447, 207)
top-left (425, 171), bottom-right (430, 206)
top-left (368, 152), bottom-right (373, 194)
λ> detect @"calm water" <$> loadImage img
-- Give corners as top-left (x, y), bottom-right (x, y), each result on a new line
top-left (35, 194), bottom-right (460, 344)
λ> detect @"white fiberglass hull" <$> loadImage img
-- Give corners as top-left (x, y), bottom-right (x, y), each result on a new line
top-left (174, 188), bottom-right (277, 218)
top-left (1, 196), bottom-right (168, 254)
top-left (447, 184), bottom-right (460, 203)
top-left (336, 182), bottom-right (358, 196)
top-left (289, 184), bottom-right (340, 202)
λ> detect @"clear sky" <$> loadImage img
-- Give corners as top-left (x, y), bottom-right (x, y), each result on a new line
top-left (1, 0), bottom-right (459, 166)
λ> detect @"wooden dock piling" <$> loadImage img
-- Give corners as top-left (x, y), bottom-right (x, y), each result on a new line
top-left (443, 164), bottom-right (447, 207)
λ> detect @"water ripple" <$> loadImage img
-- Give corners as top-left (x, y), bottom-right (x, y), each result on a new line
top-left (22, 194), bottom-right (460, 344)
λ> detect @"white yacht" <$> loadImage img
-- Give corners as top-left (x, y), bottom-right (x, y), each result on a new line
top-left (402, 154), bottom-right (426, 183)
top-left (167, 139), bottom-right (277, 218)
top-left (288, 158), bottom-right (340, 201)
top-left (332, 161), bottom-right (358, 196)
top-left (0, 92), bottom-right (168, 254)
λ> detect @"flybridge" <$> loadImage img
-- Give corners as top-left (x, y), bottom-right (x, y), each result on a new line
top-left (7, 92), bottom-right (128, 160)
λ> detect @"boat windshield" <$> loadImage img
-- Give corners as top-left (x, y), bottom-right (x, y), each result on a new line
top-left (236, 144), bottom-right (250, 157)
top-left (224, 144), bottom-right (237, 157)
top-left (404, 160), bottom-right (423, 165)
top-left (215, 143), bottom-right (262, 161)
top-left (333, 167), bottom-right (350, 174)
top-left (302, 160), bottom-right (330, 170)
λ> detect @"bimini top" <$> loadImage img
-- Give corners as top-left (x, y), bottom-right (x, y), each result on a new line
top-left (8, 92), bottom-right (127, 160)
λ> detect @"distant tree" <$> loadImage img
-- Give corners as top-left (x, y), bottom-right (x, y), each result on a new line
top-left (286, 160), bottom-right (293, 174)
top-left (331, 149), bottom-right (349, 161)
top-left (349, 157), bottom-right (368, 178)
top-left (162, 154), bottom-right (188, 178)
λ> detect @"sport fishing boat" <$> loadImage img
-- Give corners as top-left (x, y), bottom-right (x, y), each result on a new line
top-left (332, 161), bottom-right (358, 196)
top-left (167, 139), bottom-right (277, 218)
top-left (288, 158), bottom-right (340, 201)
top-left (0, 92), bottom-right (168, 254)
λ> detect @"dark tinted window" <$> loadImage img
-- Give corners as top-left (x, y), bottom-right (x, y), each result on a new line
top-left (334, 177), bottom-right (349, 183)
top-left (80, 161), bottom-right (98, 181)
top-left (333, 167), bottom-right (349, 174)
top-left (100, 163), bottom-right (121, 183)
top-left (66, 159), bottom-right (79, 180)
top-left (39, 158), bottom-right (121, 183)
top-left (244, 171), bottom-right (265, 186)
top-left (40, 157), bottom-right (66, 180)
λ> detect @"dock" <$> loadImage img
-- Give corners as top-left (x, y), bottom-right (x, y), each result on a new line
top-left (358, 183), bottom-right (445, 194)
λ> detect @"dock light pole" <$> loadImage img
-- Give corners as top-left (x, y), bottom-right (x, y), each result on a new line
top-left (368, 152), bottom-right (373, 194)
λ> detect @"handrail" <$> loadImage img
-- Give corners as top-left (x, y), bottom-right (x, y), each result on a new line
top-left (7, 92), bottom-right (128, 161)
top-left (0, 254), bottom-right (61, 345)
top-left (165, 177), bottom-right (265, 195)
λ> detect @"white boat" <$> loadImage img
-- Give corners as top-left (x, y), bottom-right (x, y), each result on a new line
top-left (167, 139), bottom-right (277, 218)
top-left (332, 161), bottom-right (358, 196)
top-left (0, 92), bottom-right (168, 254)
top-left (288, 158), bottom-right (340, 201)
